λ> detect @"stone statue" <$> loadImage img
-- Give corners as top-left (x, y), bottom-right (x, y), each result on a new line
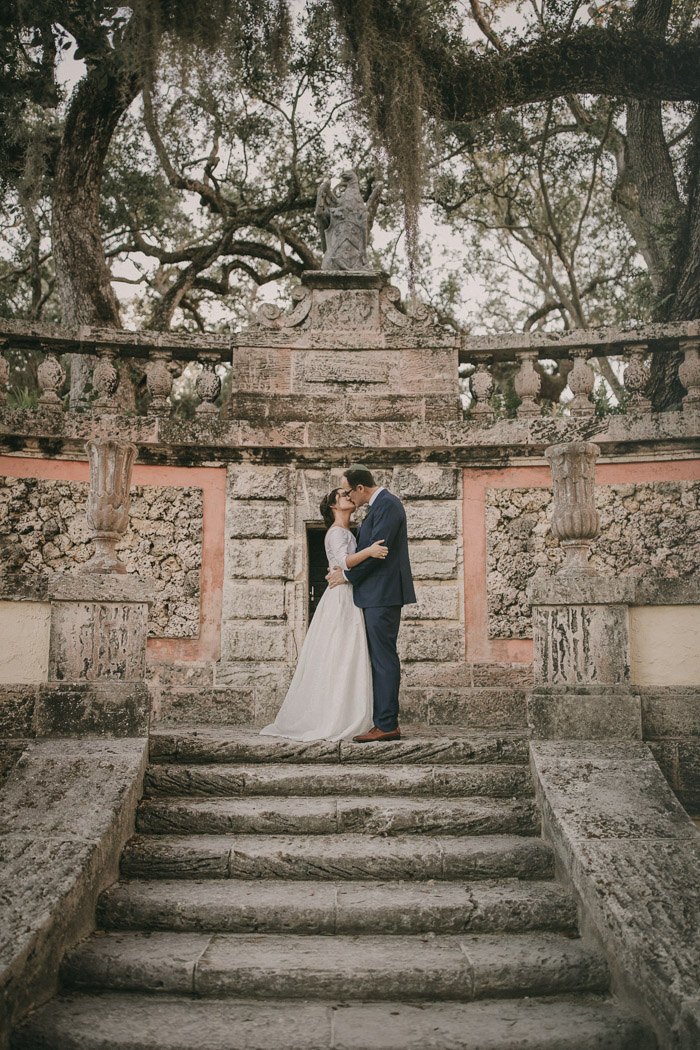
top-left (315, 171), bottom-right (383, 271)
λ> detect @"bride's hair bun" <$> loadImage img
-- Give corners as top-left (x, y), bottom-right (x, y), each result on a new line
top-left (320, 488), bottom-right (342, 528)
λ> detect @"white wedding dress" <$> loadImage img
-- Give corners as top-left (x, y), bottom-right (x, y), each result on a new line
top-left (260, 525), bottom-right (373, 741)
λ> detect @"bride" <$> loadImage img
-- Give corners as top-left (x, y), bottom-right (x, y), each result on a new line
top-left (260, 487), bottom-right (388, 741)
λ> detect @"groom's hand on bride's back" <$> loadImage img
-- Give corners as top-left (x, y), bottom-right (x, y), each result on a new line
top-left (326, 566), bottom-right (346, 588)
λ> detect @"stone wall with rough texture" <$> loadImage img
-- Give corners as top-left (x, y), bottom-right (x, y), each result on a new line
top-left (0, 477), bottom-right (202, 638)
top-left (486, 481), bottom-right (700, 639)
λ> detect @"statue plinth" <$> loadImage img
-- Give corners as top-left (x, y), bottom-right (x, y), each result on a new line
top-left (301, 270), bottom-right (388, 291)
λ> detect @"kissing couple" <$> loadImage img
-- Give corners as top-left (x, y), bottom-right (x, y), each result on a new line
top-left (261, 466), bottom-right (416, 743)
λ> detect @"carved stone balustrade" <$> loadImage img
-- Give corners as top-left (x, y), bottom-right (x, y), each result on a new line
top-left (623, 344), bottom-right (651, 412)
top-left (0, 341), bottom-right (8, 406)
top-left (196, 351), bottom-right (222, 415)
top-left (679, 338), bottom-right (700, 411)
top-left (545, 441), bottom-right (600, 574)
top-left (85, 437), bottom-right (138, 574)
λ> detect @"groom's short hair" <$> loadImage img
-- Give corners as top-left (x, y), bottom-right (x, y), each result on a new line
top-left (344, 466), bottom-right (376, 488)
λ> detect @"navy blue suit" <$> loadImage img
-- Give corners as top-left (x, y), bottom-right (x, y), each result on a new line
top-left (344, 490), bottom-right (416, 731)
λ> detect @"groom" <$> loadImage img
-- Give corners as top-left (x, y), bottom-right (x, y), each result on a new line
top-left (327, 465), bottom-right (416, 742)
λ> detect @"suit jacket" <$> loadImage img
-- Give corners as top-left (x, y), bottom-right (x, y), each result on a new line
top-left (344, 489), bottom-right (417, 608)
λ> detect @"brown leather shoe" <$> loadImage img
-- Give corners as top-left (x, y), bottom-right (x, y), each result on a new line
top-left (352, 726), bottom-right (401, 743)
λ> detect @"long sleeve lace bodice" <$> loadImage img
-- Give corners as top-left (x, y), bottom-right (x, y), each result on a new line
top-left (324, 525), bottom-right (357, 571)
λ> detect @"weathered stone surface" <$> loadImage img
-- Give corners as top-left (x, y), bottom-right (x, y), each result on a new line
top-left (405, 502), bottom-right (458, 540)
top-left (147, 725), bottom-right (530, 768)
top-left (532, 604), bottom-right (630, 685)
top-left (221, 623), bottom-right (289, 662)
top-left (296, 350), bottom-right (392, 389)
top-left (135, 795), bottom-right (538, 837)
top-left (0, 738), bottom-right (147, 1043)
top-left (398, 625), bottom-right (464, 661)
top-left (393, 466), bottom-right (459, 500)
top-left (225, 540), bottom-right (294, 580)
top-left (486, 481), bottom-right (699, 640)
top-left (49, 601), bottom-right (149, 683)
top-left (0, 476), bottom-right (202, 638)
top-left (97, 878), bottom-right (575, 936)
top-left (648, 739), bottom-right (700, 814)
top-left (120, 833), bottom-right (553, 882)
top-left (11, 993), bottom-right (653, 1050)
top-left (226, 465), bottom-right (290, 500)
top-left (223, 581), bottom-right (286, 620)
top-left (640, 687), bottom-right (700, 738)
top-left (144, 761), bottom-right (533, 799)
top-left (227, 501), bottom-right (287, 539)
top-left (531, 740), bottom-right (700, 1048)
top-left (528, 689), bottom-right (643, 740)
top-left (35, 682), bottom-right (151, 737)
top-left (403, 584), bottom-right (460, 620)
top-left (64, 929), bottom-right (604, 1002)
top-left (155, 688), bottom-right (254, 728)
top-left (0, 684), bottom-right (37, 737)
top-left (408, 542), bottom-right (458, 580)
top-left (0, 739), bottom-right (29, 787)
top-left (425, 686), bottom-right (528, 730)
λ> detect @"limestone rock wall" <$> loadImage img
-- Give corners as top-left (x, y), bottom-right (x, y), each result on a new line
top-left (0, 477), bottom-right (202, 638)
top-left (486, 480), bottom-right (700, 639)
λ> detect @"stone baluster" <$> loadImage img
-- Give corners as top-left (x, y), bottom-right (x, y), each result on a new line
top-left (468, 357), bottom-right (495, 420)
top-left (93, 346), bottom-right (120, 412)
top-left (0, 341), bottom-right (8, 406)
top-left (545, 440), bottom-right (600, 574)
top-left (196, 351), bottom-right (222, 415)
top-left (623, 344), bottom-right (651, 412)
top-left (567, 349), bottom-right (595, 417)
top-left (146, 350), bottom-right (174, 416)
top-left (514, 350), bottom-right (541, 418)
top-left (37, 347), bottom-right (66, 409)
top-left (85, 437), bottom-right (138, 573)
top-left (678, 338), bottom-right (700, 412)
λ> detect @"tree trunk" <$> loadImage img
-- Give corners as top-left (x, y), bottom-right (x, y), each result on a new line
top-left (51, 56), bottom-right (141, 404)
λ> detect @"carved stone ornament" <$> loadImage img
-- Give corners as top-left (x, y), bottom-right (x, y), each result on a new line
top-left (514, 350), bottom-right (542, 418)
top-left (85, 437), bottom-right (138, 574)
top-left (678, 339), bottom-right (700, 411)
top-left (0, 344), bottom-right (8, 406)
top-left (545, 441), bottom-right (600, 575)
top-left (196, 354), bottom-right (221, 415)
top-left (93, 348), bottom-right (120, 411)
top-left (469, 360), bottom-right (495, 418)
top-left (253, 285), bottom-right (312, 330)
top-left (623, 345), bottom-right (651, 412)
top-left (146, 351), bottom-right (173, 415)
top-left (379, 285), bottom-right (432, 328)
top-left (315, 171), bottom-right (383, 271)
top-left (38, 352), bottom-right (66, 407)
top-left (567, 349), bottom-right (595, 417)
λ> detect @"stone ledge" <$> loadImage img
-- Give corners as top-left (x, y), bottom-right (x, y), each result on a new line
top-left (46, 574), bottom-right (154, 604)
top-left (530, 740), bottom-right (700, 1049)
top-left (528, 576), bottom-right (636, 606)
top-left (0, 737), bottom-right (148, 1047)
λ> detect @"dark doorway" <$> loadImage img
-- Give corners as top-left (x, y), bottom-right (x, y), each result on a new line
top-left (307, 524), bottom-right (356, 624)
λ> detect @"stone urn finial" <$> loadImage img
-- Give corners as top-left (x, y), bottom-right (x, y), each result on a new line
top-left (545, 441), bottom-right (600, 574)
top-left (85, 437), bottom-right (137, 573)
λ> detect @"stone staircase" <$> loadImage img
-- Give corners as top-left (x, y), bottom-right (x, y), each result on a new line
top-left (13, 726), bottom-right (655, 1049)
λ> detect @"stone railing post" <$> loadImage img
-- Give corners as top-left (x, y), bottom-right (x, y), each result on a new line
top-left (545, 441), bottom-right (600, 574)
top-left (623, 343), bottom-right (651, 413)
top-left (526, 440), bottom-right (641, 740)
top-left (146, 350), bottom-right (174, 415)
top-left (37, 348), bottom-right (66, 409)
top-left (468, 357), bottom-right (495, 420)
top-left (678, 338), bottom-right (700, 412)
top-left (514, 349), bottom-right (541, 418)
top-left (196, 351), bottom-right (222, 415)
top-left (93, 346), bottom-right (120, 412)
top-left (85, 437), bottom-right (138, 574)
top-left (0, 341), bottom-right (8, 406)
top-left (567, 348), bottom-right (595, 417)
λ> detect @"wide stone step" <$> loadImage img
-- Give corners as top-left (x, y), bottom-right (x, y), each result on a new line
top-left (97, 877), bottom-right (577, 935)
top-left (61, 931), bottom-right (608, 1002)
top-left (136, 796), bottom-right (539, 837)
top-left (120, 833), bottom-right (554, 882)
top-left (12, 993), bottom-right (655, 1049)
top-left (144, 762), bottom-right (534, 799)
top-left (149, 726), bottom-right (529, 767)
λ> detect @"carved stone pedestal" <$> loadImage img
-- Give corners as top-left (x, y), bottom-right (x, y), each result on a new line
top-left (527, 575), bottom-right (641, 740)
top-left (36, 575), bottom-right (153, 736)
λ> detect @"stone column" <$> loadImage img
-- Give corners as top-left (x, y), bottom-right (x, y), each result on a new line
top-left (36, 575), bottom-right (153, 736)
top-left (527, 441), bottom-right (641, 740)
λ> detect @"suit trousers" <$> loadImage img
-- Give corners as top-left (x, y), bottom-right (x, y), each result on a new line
top-left (363, 605), bottom-right (402, 731)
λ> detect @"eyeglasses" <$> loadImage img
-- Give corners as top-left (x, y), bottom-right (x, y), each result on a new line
top-left (341, 487), bottom-right (356, 497)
